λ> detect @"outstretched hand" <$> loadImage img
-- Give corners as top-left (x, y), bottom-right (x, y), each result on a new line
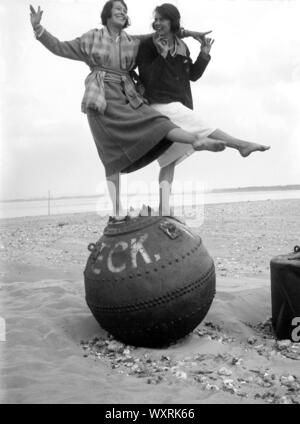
top-left (29, 5), bottom-right (43, 29)
top-left (200, 37), bottom-right (215, 55)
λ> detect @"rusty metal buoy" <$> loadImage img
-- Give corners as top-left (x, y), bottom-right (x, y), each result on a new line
top-left (84, 215), bottom-right (216, 347)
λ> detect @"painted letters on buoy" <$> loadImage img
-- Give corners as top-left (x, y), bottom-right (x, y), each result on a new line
top-left (90, 233), bottom-right (160, 275)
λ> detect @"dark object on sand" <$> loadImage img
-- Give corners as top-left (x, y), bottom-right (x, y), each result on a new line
top-left (270, 246), bottom-right (300, 341)
top-left (84, 215), bottom-right (216, 347)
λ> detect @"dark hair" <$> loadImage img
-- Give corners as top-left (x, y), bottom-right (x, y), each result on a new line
top-left (101, 0), bottom-right (130, 28)
top-left (152, 3), bottom-right (181, 33)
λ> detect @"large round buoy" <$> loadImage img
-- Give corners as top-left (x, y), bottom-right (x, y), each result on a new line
top-left (84, 215), bottom-right (216, 347)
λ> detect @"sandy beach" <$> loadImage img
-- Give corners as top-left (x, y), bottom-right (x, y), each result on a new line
top-left (1, 199), bottom-right (300, 404)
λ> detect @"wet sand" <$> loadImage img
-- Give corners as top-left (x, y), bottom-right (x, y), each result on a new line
top-left (1, 199), bottom-right (300, 404)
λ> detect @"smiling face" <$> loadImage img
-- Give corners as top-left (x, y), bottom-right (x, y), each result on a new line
top-left (107, 1), bottom-right (128, 29)
top-left (153, 12), bottom-right (172, 37)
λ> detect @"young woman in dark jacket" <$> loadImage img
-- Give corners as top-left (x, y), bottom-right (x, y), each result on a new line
top-left (137, 3), bottom-right (270, 215)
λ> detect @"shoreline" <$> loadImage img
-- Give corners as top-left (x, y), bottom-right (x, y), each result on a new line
top-left (1, 189), bottom-right (300, 221)
top-left (1, 194), bottom-right (300, 222)
top-left (1, 184), bottom-right (299, 204)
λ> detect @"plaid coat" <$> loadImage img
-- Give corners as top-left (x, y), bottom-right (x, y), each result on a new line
top-left (36, 26), bottom-right (144, 113)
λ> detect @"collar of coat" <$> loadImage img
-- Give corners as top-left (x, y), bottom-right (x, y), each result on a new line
top-left (100, 25), bottom-right (136, 43)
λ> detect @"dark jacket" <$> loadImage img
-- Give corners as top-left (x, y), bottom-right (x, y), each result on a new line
top-left (136, 37), bottom-right (211, 110)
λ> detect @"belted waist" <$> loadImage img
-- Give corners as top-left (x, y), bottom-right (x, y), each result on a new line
top-left (81, 65), bottom-right (144, 114)
top-left (90, 66), bottom-right (129, 77)
top-left (90, 66), bottom-right (130, 83)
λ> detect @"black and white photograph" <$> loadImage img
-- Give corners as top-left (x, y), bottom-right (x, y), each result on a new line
top-left (1, 0), bottom-right (300, 406)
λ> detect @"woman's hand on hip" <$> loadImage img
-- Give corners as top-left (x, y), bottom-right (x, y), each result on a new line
top-left (29, 5), bottom-right (43, 29)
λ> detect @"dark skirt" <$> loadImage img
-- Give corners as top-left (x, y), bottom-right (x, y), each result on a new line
top-left (87, 81), bottom-right (177, 177)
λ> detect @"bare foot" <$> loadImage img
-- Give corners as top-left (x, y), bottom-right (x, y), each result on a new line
top-left (238, 143), bottom-right (270, 158)
top-left (193, 139), bottom-right (226, 152)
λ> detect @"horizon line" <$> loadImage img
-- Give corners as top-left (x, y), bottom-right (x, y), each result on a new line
top-left (1, 184), bottom-right (300, 204)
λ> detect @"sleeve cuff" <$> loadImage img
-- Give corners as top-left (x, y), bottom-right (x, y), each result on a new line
top-left (199, 51), bottom-right (211, 61)
top-left (33, 25), bottom-right (45, 39)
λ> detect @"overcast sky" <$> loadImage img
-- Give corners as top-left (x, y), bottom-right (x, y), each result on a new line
top-left (1, 0), bottom-right (299, 200)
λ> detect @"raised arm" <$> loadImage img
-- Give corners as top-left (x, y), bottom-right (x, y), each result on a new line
top-left (180, 29), bottom-right (212, 40)
top-left (188, 36), bottom-right (214, 81)
top-left (30, 5), bottom-right (87, 62)
top-left (131, 33), bottom-right (153, 43)
top-left (131, 28), bottom-right (212, 43)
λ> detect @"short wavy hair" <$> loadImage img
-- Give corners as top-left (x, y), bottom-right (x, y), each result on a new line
top-left (152, 3), bottom-right (181, 33)
top-left (101, 0), bottom-right (130, 29)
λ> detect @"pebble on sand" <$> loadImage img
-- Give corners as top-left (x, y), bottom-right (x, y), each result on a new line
top-left (218, 367), bottom-right (233, 376)
top-left (276, 340), bottom-right (292, 350)
top-left (247, 336), bottom-right (258, 345)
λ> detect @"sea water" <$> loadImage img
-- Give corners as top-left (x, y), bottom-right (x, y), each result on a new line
top-left (1, 189), bottom-right (300, 220)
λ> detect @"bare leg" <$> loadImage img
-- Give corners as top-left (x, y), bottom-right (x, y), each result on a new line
top-left (167, 128), bottom-right (225, 152)
top-left (208, 129), bottom-right (270, 157)
top-left (159, 163), bottom-right (175, 216)
top-left (106, 173), bottom-right (123, 217)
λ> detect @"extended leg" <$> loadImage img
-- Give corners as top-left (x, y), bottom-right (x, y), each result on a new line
top-left (106, 172), bottom-right (123, 217)
top-left (208, 129), bottom-right (270, 157)
top-left (167, 128), bottom-right (225, 152)
top-left (159, 162), bottom-right (175, 216)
